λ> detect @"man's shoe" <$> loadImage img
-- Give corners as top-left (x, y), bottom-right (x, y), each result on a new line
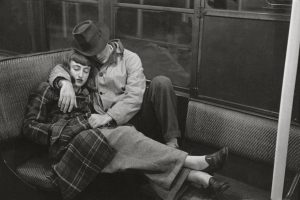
top-left (204, 147), bottom-right (228, 173)
top-left (208, 177), bottom-right (230, 194)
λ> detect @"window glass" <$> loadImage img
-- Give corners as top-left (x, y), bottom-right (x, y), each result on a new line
top-left (142, 11), bottom-right (192, 45)
top-left (45, 0), bottom-right (99, 50)
top-left (0, 0), bottom-right (33, 54)
top-left (122, 39), bottom-right (192, 87)
top-left (118, 0), bottom-right (194, 9)
top-left (116, 8), bottom-right (192, 87)
top-left (115, 8), bottom-right (138, 36)
top-left (199, 16), bottom-right (289, 113)
top-left (206, 0), bottom-right (291, 14)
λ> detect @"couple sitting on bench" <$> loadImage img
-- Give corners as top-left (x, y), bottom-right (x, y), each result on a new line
top-left (22, 20), bottom-right (230, 200)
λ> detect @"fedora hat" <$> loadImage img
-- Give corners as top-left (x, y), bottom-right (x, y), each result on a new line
top-left (72, 20), bottom-right (109, 56)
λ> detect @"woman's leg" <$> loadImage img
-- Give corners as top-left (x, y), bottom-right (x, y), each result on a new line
top-left (184, 147), bottom-right (228, 173)
top-left (100, 126), bottom-right (228, 198)
top-left (184, 155), bottom-right (209, 170)
top-left (187, 170), bottom-right (230, 193)
top-left (100, 126), bottom-right (188, 190)
top-left (187, 170), bottom-right (212, 187)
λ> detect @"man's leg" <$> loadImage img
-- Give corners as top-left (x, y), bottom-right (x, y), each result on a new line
top-left (132, 75), bottom-right (181, 147)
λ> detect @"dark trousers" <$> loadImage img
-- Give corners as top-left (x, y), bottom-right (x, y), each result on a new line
top-left (130, 76), bottom-right (181, 143)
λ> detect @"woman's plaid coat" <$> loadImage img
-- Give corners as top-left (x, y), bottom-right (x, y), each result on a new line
top-left (23, 82), bottom-right (115, 200)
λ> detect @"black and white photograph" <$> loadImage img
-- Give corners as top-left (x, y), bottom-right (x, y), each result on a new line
top-left (0, 0), bottom-right (299, 199)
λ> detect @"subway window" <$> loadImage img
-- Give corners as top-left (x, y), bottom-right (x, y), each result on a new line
top-left (115, 3), bottom-right (193, 88)
top-left (1, 0), bottom-right (299, 122)
top-left (0, 0), bottom-right (40, 55)
top-left (205, 0), bottom-right (291, 13)
top-left (45, 0), bottom-right (99, 50)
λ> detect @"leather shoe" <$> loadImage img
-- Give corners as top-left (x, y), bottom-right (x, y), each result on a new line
top-left (208, 177), bottom-right (230, 194)
top-left (204, 147), bottom-right (228, 173)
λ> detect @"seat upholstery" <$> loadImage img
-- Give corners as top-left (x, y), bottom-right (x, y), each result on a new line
top-left (16, 155), bottom-right (58, 191)
top-left (0, 50), bottom-right (69, 193)
top-left (185, 101), bottom-right (300, 172)
top-left (182, 101), bottom-right (300, 199)
top-left (0, 50), bottom-right (69, 141)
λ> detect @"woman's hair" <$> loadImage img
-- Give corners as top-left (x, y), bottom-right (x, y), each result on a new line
top-left (62, 50), bottom-right (92, 68)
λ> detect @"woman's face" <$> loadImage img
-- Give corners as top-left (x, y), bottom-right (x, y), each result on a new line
top-left (69, 60), bottom-right (91, 88)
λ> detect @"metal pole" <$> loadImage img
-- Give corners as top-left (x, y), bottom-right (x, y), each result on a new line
top-left (137, 0), bottom-right (144, 38)
top-left (271, 1), bottom-right (300, 199)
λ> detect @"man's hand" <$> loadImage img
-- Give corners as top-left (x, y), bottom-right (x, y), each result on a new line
top-left (58, 80), bottom-right (77, 113)
top-left (88, 114), bottom-right (112, 128)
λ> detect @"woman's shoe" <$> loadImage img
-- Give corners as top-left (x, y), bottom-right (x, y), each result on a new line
top-left (204, 147), bottom-right (228, 173)
top-left (208, 177), bottom-right (230, 194)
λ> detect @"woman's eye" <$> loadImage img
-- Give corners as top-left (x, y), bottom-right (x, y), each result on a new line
top-left (72, 66), bottom-right (80, 71)
top-left (84, 69), bottom-right (90, 73)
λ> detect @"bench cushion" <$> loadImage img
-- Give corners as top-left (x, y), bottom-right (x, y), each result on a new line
top-left (0, 50), bottom-right (69, 141)
top-left (185, 101), bottom-right (300, 172)
top-left (16, 155), bottom-right (57, 191)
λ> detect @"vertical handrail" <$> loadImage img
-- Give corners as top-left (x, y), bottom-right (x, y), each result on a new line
top-left (62, 1), bottom-right (68, 38)
top-left (271, 0), bottom-right (300, 199)
top-left (136, 0), bottom-right (144, 38)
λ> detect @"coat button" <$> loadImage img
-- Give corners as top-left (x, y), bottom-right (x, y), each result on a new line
top-left (99, 72), bottom-right (103, 77)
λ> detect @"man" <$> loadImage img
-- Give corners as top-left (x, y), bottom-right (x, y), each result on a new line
top-left (49, 20), bottom-right (181, 148)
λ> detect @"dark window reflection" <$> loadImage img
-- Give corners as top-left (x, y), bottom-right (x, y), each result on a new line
top-left (115, 8), bottom-right (137, 36)
top-left (116, 8), bottom-right (192, 87)
top-left (45, 0), bottom-right (98, 50)
top-left (116, 8), bottom-right (192, 46)
top-left (122, 39), bottom-right (191, 87)
top-left (0, 0), bottom-right (32, 54)
top-left (143, 11), bottom-right (192, 45)
top-left (206, 0), bottom-right (291, 13)
top-left (199, 16), bottom-right (289, 112)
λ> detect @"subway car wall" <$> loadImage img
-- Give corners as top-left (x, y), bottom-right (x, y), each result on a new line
top-left (0, 0), bottom-right (298, 122)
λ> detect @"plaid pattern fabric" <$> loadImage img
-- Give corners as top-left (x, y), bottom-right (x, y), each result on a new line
top-left (23, 82), bottom-right (115, 199)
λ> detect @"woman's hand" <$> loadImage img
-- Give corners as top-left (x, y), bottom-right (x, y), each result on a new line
top-left (59, 80), bottom-right (77, 113)
top-left (88, 114), bottom-right (112, 128)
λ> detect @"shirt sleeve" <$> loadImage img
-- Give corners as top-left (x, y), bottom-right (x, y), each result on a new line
top-left (48, 64), bottom-right (71, 87)
top-left (23, 82), bottom-right (55, 146)
top-left (106, 52), bottom-right (146, 125)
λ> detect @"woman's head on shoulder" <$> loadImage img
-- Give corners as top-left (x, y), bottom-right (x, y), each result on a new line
top-left (62, 49), bottom-right (93, 88)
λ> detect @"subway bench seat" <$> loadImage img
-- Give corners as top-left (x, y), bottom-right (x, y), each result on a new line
top-left (180, 101), bottom-right (300, 200)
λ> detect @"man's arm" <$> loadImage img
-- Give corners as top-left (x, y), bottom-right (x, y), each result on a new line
top-left (49, 64), bottom-right (71, 87)
top-left (88, 113), bottom-right (112, 128)
top-left (23, 82), bottom-right (54, 146)
top-left (49, 64), bottom-right (77, 113)
top-left (106, 52), bottom-right (146, 125)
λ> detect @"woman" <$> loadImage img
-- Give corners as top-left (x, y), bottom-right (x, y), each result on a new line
top-left (23, 50), bottom-right (229, 200)
top-left (23, 50), bottom-right (115, 200)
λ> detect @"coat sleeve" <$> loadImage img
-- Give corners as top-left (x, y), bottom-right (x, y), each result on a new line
top-left (23, 82), bottom-right (55, 146)
top-left (48, 64), bottom-right (71, 87)
top-left (106, 52), bottom-right (146, 125)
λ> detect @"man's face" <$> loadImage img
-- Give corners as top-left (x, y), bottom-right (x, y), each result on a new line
top-left (70, 60), bottom-right (91, 87)
top-left (95, 44), bottom-right (110, 64)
